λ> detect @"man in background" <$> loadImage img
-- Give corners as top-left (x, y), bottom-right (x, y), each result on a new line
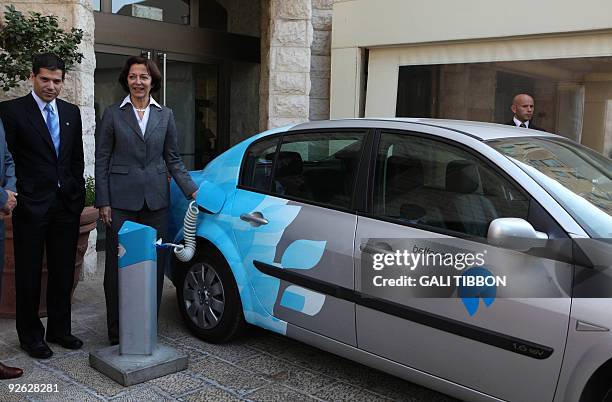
top-left (506, 93), bottom-right (545, 131)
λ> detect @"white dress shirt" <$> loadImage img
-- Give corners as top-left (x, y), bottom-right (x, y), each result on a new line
top-left (513, 116), bottom-right (529, 128)
top-left (31, 90), bottom-right (58, 124)
top-left (120, 95), bottom-right (162, 135)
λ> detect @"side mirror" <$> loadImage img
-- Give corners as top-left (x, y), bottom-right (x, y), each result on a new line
top-left (487, 218), bottom-right (548, 251)
top-left (195, 180), bottom-right (225, 214)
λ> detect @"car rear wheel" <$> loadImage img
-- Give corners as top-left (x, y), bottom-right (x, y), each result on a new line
top-left (176, 251), bottom-right (244, 343)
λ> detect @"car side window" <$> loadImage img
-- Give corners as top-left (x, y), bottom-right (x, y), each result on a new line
top-left (271, 132), bottom-right (364, 209)
top-left (373, 132), bottom-right (530, 238)
top-left (241, 137), bottom-right (280, 191)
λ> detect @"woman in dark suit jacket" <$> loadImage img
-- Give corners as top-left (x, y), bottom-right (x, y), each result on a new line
top-left (95, 56), bottom-right (198, 345)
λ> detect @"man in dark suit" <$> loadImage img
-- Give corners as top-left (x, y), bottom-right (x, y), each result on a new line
top-left (0, 119), bottom-right (22, 379)
top-left (0, 53), bottom-right (85, 359)
top-left (505, 93), bottom-right (545, 131)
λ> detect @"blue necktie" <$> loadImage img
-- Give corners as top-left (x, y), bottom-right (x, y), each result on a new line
top-left (45, 103), bottom-right (60, 156)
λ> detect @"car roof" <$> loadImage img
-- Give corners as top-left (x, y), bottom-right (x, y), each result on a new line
top-left (288, 118), bottom-right (561, 141)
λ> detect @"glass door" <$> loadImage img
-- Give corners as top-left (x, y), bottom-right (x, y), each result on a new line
top-left (157, 53), bottom-right (219, 170)
top-left (94, 49), bottom-right (221, 171)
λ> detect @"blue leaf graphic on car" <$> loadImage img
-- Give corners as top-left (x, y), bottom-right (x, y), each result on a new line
top-left (458, 267), bottom-right (497, 316)
top-left (280, 239), bottom-right (327, 270)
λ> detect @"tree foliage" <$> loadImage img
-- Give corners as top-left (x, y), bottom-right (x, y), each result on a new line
top-left (0, 5), bottom-right (84, 91)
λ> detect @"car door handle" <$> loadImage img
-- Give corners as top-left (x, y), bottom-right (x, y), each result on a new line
top-left (360, 243), bottom-right (393, 255)
top-left (240, 212), bottom-right (269, 227)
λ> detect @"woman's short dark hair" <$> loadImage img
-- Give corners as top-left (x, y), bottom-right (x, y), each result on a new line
top-left (118, 56), bottom-right (162, 93)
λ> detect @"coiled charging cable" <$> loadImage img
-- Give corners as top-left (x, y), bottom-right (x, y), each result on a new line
top-left (155, 201), bottom-right (199, 262)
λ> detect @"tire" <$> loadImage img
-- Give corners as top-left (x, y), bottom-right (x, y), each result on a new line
top-left (176, 250), bottom-right (245, 343)
top-left (603, 386), bottom-right (612, 402)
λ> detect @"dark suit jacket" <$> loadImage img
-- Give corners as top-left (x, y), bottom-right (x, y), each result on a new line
top-left (505, 120), bottom-right (546, 132)
top-left (0, 119), bottom-right (16, 209)
top-left (0, 94), bottom-right (85, 219)
top-left (95, 102), bottom-right (197, 211)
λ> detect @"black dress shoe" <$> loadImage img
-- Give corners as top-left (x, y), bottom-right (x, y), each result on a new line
top-left (20, 340), bottom-right (53, 359)
top-left (109, 338), bottom-right (119, 346)
top-left (46, 334), bottom-right (83, 350)
top-left (0, 362), bottom-right (23, 379)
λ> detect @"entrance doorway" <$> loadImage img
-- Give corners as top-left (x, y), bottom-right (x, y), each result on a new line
top-left (94, 50), bottom-right (221, 170)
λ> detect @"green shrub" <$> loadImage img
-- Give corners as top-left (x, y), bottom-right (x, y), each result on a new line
top-left (85, 176), bottom-right (95, 207)
top-left (0, 5), bottom-right (84, 91)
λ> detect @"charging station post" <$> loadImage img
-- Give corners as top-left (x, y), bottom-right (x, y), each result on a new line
top-left (89, 221), bottom-right (187, 386)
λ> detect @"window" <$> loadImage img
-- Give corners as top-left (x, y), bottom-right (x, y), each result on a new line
top-left (113, 0), bottom-right (190, 25)
top-left (241, 137), bottom-right (280, 191)
top-left (373, 132), bottom-right (529, 238)
top-left (270, 132), bottom-right (364, 209)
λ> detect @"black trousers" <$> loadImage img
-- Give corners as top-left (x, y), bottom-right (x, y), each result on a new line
top-left (14, 193), bottom-right (80, 345)
top-left (104, 206), bottom-right (168, 341)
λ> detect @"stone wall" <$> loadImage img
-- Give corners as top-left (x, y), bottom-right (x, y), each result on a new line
top-left (310, 0), bottom-right (333, 120)
top-left (0, 0), bottom-right (97, 278)
top-left (260, 0), bottom-right (313, 129)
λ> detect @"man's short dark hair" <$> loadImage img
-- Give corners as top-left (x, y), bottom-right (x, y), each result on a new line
top-left (118, 56), bottom-right (162, 93)
top-left (32, 53), bottom-right (66, 79)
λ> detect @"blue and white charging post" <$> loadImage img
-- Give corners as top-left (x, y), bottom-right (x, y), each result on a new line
top-left (90, 221), bottom-right (187, 386)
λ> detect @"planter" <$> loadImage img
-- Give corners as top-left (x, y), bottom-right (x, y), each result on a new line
top-left (0, 206), bottom-right (98, 318)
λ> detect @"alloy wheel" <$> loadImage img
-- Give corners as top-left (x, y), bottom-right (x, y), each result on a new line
top-left (182, 263), bottom-right (225, 329)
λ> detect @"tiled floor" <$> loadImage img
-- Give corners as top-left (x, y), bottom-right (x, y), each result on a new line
top-left (0, 256), bottom-right (457, 401)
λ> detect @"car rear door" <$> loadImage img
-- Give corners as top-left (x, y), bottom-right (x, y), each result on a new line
top-left (232, 129), bottom-right (366, 345)
top-left (354, 128), bottom-right (573, 402)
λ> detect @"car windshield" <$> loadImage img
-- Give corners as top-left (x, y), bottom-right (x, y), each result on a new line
top-left (489, 137), bottom-right (612, 238)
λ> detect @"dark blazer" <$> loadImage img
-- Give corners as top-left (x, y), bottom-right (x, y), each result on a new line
top-left (0, 119), bottom-right (17, 208)
top-left (95, 102), bottom-right (197, 211)
top-left (0, 94), bottom-right (85, 219)
top-left (505, 120), bottom-right (546, 132)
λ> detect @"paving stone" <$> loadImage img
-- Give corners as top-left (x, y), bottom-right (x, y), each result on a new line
top-left (180, 385), bottom-right (244, 402)
top-left (71, 302), bottom-right (107, 322)
top-left (0, 340), bottom-right (21, 360)
top-left (313, 381), bottom-right (392, 402)
top-left (157, 312), bottom-right (190, 340)
top-left (47, 352), bottom-right (125, 397)
top-left (0, 265), bottom-right (468, 401)
top-left (0, 390), bottom-right (28, 402)
top-left (75, 328), bottom-right (112, 353)
top-left (159, 336), bottom-right (206, 359)
top-left (148, 370), bottom-right (207, 396)
top-left (189, 355), bottom-right (269, 395)
top-left (178, 337), bottom-right (259, 363)
top-left (237, 353), bottom-right (334, 394)
top-left (243, 330), bottom-right (297, 354)
top-left (29, 385), bottom-right (102, 401)
top-left (80, 317), bottom-right (108, 335)
top-left (111, 384), bottom-right (173, 401)
top-left (246, 383), bottom-right (318, 402)
top-left (0, 363), bottom-right (72, 401)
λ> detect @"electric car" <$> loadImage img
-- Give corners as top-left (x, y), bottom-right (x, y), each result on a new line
top-left (167, 119), bottom-right (612, 402)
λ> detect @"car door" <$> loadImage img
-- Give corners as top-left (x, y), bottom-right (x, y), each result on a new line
top-left (354, 129), bottom-right (573, 402)
top-left (232, 130), bottom-right (366, 345)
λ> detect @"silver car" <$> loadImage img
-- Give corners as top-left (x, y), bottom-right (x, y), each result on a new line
top-left (168, 119), bottom-right (612, 402)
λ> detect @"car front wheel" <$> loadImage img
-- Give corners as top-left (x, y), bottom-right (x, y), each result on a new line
top-left (176, 251), bottom-right (244, 343)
